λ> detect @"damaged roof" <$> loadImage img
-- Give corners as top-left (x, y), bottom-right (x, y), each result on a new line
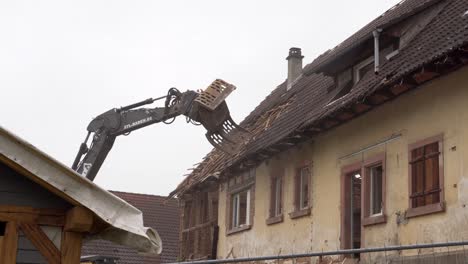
top-left (0, 126), bottom-right (162, 255)
top-left (82, 192), bottom-right (180, 264)
top-left (172, 0), bottom-right (468, 197)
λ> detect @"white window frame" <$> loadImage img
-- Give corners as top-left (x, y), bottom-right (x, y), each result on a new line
top-left (369, 164), bottom-right (383, 217)
top-left (353, 56), bottom-right (374, 84)
top-left (299, 167), bottom-right (309, 210)
top-left (231, 190), bottom-right (250, 228)
top-left (274, 179), bottom-right (281, 216)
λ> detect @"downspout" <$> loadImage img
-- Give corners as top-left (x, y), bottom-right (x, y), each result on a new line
top-left (373, 28), bottom-right (382, 74)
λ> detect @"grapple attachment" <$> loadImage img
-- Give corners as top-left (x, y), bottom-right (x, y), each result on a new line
top-left (194, 79), bottom-right (250, 155)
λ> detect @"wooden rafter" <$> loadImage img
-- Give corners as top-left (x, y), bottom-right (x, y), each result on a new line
top-left (19, 223), bottom-right (61, 264)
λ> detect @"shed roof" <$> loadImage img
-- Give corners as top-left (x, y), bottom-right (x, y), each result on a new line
top-left (172, 0), bottom-right (468, 197)
top-left (0, 126), bottom-right (162, 255)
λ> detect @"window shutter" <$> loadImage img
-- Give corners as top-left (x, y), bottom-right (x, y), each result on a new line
top-left (424, 142), bottom-right (440, 205)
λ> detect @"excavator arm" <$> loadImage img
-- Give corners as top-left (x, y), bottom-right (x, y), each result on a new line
top-left (71, 80), bottom-right (249, 181)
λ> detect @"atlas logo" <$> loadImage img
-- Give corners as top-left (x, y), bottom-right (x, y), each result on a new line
top-left (124, 117), bottom-right (153, 130)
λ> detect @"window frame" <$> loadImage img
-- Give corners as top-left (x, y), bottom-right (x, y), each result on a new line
top-left (362, 153), bottom-right (386, 226)
top-left (407, 134), bottom-right (445, 218)
top-left (290, 164), bottom-right (312, 219)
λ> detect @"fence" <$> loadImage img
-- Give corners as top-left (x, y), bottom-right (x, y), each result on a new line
top-left (171, 240), bottom-right (468, 264)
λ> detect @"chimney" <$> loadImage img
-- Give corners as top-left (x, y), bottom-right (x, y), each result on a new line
top-left (286, 47), bottom-right (304, 90)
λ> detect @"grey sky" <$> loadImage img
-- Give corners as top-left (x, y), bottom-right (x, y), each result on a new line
top-left (0, 0), bottom-right (400, 195)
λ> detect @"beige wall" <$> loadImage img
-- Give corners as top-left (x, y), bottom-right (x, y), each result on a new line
top-left (216, 66), bottom-right (468, 261)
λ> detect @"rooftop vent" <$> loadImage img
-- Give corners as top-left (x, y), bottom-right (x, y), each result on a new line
top-left (286, 47), bottom-right (304, 90)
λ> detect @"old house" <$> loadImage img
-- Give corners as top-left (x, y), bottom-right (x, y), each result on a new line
top-left (171, 0), bottom-right (468, 263)
top-left (0, 126), bottom-right (161, 264)
top-left (81, 192), bottom-right (180, 264)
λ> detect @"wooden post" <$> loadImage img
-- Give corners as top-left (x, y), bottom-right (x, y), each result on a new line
top-left (1, 221), bottom-right (18, 264)
top-left (61, 231), bottom-right (82, 264)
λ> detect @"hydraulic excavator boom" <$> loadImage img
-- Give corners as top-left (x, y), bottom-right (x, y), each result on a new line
top-left (71, 79), bottom-right (249, 181)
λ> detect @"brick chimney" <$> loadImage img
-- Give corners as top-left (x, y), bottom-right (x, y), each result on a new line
top-left (286, 47), bottom-right (304, 90)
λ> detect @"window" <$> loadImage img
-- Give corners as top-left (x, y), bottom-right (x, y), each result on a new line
top-left (407, 135), bottom-right (445, 217)
top-left (368, 165), bottom-right (383, 216)
top-left (267, 171), bottom-right (284, 225)
top-left (290, 165), bottom-right (312, 219)
top-left (270, 176), bottom-right (283, 217)
top-left (362, 153), bottom-right (386, 226)
top-left (353, 56), bottom-right (374, 84)
top-left (298, 167), bottom-right (310, 210)
top-left (227, 168), bottom-right (255, 235)
top-left (231, 189), bottom-right (250, 229)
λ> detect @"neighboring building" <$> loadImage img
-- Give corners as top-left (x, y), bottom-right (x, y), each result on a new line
top-left (82, 192), bottom-right (180, 264)
top-left (171, 0), bottom-right (468, 263)
top-left (0, 126), bottom-right (160, 264)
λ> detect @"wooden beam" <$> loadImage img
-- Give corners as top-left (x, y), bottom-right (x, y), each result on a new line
top-left (64, 206), bottom-right (93, 233)
top-left (0, 212), bottom-right (64, 227)
top-left (61, 231), bottom-right (83, 264)
top-left (0, 206), bottom-right (65, 226)
top-left (0, 205), bottom-right (65, 216)
top-left (367, 93), bottom-right (389, 105)
top-left (19, 223), bottom-right (60, 264)
top-left (1, 221), bottom-right (18, 264)
top-left (412, 67), bottom-right (439, 84)
top-left (352, 103), bottom-right (372, 113)
top-left (337, 111), bottom-right (355, 121)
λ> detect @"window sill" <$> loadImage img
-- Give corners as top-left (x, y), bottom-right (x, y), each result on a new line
top-left (406, 202), bottom-right (445, 218)
top-left (289, 207), bottom-right (311, 219)
top-left (226, 224), bottom-right (251, 236)
top-left (266, 214), bottom-right (284, 225)
top-left (362, 214), bottom-right (386, 226)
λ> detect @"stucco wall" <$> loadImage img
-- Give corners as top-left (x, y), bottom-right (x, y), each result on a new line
top-left (216, 66), bottom-right (468, 262)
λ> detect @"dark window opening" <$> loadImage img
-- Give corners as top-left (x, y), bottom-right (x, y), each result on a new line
top-left (0, 221), bottom-right (6, 236)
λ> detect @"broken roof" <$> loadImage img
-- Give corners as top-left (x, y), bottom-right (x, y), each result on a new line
top-left (172, 0), bottom-right (468, 197)
top-left (0, 126), bottom-right (162, 255)
top-left (82, 192), bottom-right (180, 264)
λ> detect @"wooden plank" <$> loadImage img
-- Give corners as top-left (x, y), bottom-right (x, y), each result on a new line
top-left (64, 206), bottom-right (93, 232)
top-left (1, 221), bottom-right (19, 264)
top-left (19, 223), bottom-right (60, 264)
top-left (61, 231), bottom-right (83, 264)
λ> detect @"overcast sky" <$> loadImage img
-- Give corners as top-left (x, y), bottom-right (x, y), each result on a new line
top-left (0, 0), bottom-right (400, 196)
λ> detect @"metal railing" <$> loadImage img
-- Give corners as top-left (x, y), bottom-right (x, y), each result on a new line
top-left (170, 240), bottom-right (468, 264)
